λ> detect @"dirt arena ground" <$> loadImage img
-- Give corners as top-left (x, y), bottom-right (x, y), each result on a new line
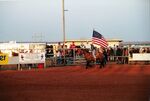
top-left (0, 64), bottom-right (150, 101)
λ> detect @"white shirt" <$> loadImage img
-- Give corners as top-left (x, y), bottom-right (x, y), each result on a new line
top-left (86, 44), bottom-right (91, 49)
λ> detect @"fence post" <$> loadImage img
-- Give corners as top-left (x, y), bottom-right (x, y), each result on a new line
top-left (54, 45), bottom-right (57, 66)
top-left (17, 64), bottom-right (20, 70)
top-left (127, 45), bottom-right (130, 64)
top-left (44, 62), bottom-right (46, 68)
top-left (73, 49), bottom-right (76, 65)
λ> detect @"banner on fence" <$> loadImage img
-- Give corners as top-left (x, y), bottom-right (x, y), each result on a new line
top-left (129, 53), bottom-right (150, 61)
top-left (19, 53), bottom-right (45, 64)
top-left (0, 54), bottom-right (9, 65)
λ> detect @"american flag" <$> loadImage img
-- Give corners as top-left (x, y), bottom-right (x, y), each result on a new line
top-left (92, 30), bottom-right (108, 48)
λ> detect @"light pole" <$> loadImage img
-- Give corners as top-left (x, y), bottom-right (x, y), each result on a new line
top-left (62, 0), bottom-right (66, 47)
top-left (62, 0), bottom-right (66, 65)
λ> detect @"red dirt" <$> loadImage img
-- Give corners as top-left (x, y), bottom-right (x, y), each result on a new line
top-left (0, 64), bottom-right (150, 101)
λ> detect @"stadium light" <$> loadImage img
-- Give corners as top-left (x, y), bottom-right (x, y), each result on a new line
top-left (62, 0), bottom-right (68, 65)
top-left (62, 0), bottom-right (65, 47)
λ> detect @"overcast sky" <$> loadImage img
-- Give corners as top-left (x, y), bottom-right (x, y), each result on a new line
top-left (0, 0), bottom-right (150, 42)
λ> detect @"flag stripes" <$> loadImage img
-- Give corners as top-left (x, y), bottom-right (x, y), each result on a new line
top-left (92, 30), bottom-right (108, 48)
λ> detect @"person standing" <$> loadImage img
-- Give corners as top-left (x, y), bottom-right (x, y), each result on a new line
top-left (103, 48), bottom-right (108, 65)
top-left (69, 41), bottom-right (76, 61)
top-left (69, 41), bottom-right (76, 49)
top-left (57, 42), bottom-right (62, 52)
top-left (80, 42), bottom-right (86, 49)
top-left (85, 41), bottom-right (91, 51)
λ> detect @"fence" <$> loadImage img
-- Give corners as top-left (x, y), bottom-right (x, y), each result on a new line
top-left (0, 51), bottom-right (46, 70)
top-left (1, 48), bottom-right (150, 70)
top-left (45, 48), bottom-right (130, 67)
top-left (45, 48), bottom-right (150, 67)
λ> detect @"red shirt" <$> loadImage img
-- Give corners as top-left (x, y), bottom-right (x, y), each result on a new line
top-left (70, 44), bottom-right (76, 49)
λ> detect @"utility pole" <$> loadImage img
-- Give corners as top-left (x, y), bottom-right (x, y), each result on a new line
top-left (62, 0), bottom-right (66, 47)
top-left (62, 0), bottom-right (66, 65)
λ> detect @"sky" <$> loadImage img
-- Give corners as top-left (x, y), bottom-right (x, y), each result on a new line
top-left (0, 0), bottom-right (150, 42)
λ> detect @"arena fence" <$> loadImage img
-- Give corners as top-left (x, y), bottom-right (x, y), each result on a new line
top-left (45, 48), bottom-right (150, 67)
top-left (1, 48), bottom-right (150, 70)
top-left (45, 48), bottom-right (130, 67)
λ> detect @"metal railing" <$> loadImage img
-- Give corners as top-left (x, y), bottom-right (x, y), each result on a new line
top-left (45, 48), bottom-right (130, 67)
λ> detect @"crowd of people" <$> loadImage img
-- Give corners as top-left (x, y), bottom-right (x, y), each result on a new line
top-left (46, 41), bottom-right (130, 65)
top-left (129, 47), bottom-right (150, 58)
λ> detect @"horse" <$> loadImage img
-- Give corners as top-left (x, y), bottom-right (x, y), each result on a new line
top-left (82, 49), bottom-right (95, 69)
top-left (95, 50), bottom-right (106, 68)
top-left (82, 49), bottom-right (105, 69)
